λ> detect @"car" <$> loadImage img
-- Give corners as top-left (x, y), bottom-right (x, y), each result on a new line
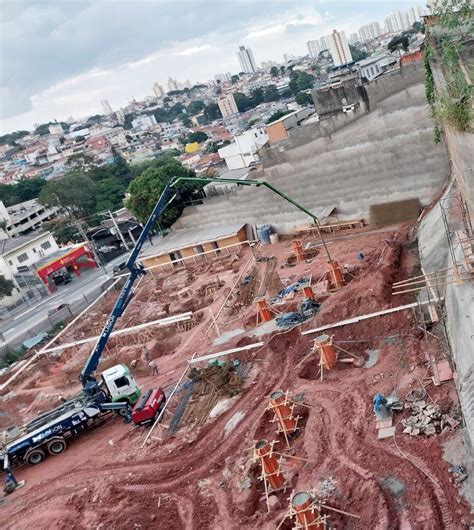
top-left (113, 262), bottom-right (128, 275)
top-left (47, 303), bottom-right (71, 317)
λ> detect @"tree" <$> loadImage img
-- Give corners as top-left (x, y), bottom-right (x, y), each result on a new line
top-left (233, 92), bottom-right (252, 112)
top-left (250, 87), bottom-right (264, 106)
top-left (412, 21), bottom-right (423, 32)
top-left (66, 152), bottom-right (96, 171)
top-left (231, 74), bottom-right (240, 84)
top-left (95, 178), bottom-right (126, 212)
top-left (349, 44), bottom-right (369, 62)
top-left (270, 66), bottom-right (279, 77)
top-left (295, 92), bottom-right (314, 106)
top-left (39, 172), bottom-right (97, 219)
top-left (126, 158), bottom-right (202, 227)
top-left (388, 34), bottom-right (410, 53)
top-left (0, 275), bottom-right (15, 300)
top-left (42, 219), bottom-right (80, 245)
top-left (181, 116), bottom-right (193, 128)
top-left (280, 65), bottom-right (286, 74)
top-left (203, 103), bottom-right (222, 122)
top-left (0, 130), bottom-right (29, 146)
top-left (288, 71), bottom-right (315, 95)
top-left (187, 131), bottom-right (208, 143)
top-left (0, 177), bottom-right (47, 206)
top-left (187, 100), bottom-right (205, 115)
top-left (263, 84), bottom-right (280, 102)
top-left (266, 110), bottom-right (291, 124)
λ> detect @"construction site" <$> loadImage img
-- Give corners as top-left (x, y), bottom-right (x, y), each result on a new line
top-left (1, 44), bottom-right (474, 530)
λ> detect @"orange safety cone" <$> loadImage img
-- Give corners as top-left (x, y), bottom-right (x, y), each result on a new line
top-left (292, 240), bottom-right (305, 262)
top-left (291, 491), bottom-right (327, 529)
top-left (256, 299), bottom-right (273, 322)
top-left (326, 260), bottom-right (345, 290)
top-left (254, 439), bottom-right (285, 490)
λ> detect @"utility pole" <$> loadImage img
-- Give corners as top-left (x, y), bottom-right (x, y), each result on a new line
top-left (107, 210), bottom-right (130, 251)
top-left (75, 221), bottom-right (105, 270)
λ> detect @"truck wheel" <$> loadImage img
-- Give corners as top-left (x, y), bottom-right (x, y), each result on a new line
top-left (118, 407), bottom-right (129, 417)
top-left (26, 448), bottom-right (46, 465)
top-left (47, 438), bottom-right (67, 455)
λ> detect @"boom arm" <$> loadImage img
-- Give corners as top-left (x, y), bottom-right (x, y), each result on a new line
top-left (80, 185), bottom-right (176, 391)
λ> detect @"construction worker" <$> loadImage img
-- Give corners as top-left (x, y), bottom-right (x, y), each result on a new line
top-left (148, 360), bottom-right (158, 376)
top-left (3, 469), bottom-right (20, 494)
top-left (373, 393), bottom-right (390, 420)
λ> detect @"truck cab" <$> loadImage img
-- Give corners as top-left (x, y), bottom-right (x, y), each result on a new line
top-left (101, 364), bottom-right (141, 405)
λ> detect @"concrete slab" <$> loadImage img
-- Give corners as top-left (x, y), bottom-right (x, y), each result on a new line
top-left (376, 416), bottom-right (393, 429)
top-left (364, 349), bottom-right (379, 368)
top-left (378, 426), bottom-right (396, 439)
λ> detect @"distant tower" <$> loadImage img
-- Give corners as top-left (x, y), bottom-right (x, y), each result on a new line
top-left (237, 45), bottom-right (257, 73)
top-left (166, 77), bottom-right (179, 93)
top-left (326, 29), bottom-right (353, 66)
top-left (101, 99), bottom-right (113, 115)
top-left (153, 82), bottom-right (165, 98)
top-left (306, 40), bottom-right (322, 59)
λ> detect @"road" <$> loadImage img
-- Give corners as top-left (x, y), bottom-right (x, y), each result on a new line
top-left (0, 240), bottom-right (158, 355)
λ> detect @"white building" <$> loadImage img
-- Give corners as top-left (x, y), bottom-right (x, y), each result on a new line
top-left (307, 40), bottom-right (322, 59)
top-left (131, 115), bottom-right (157, 131)
top-left (218, 127), bottom-right (268, 171)
top-left (237, 45), bottom-right (257, 74)
top-left (359, 21), bottom-right (383, 42)
top-left (115, 108), bottom-right (126, 124)
top-left (320, 36), bottom-right (329, 51)
top-left (348, 33), bottom-right (359, 45)
top-left (101, 99), bottom-right (113, 115)
top-left (327, 29), bottom-right (353, 67)
top-left (407, 5), bottom-right (423, 26)
top-left (218, 93), bottom-right (239, 118)
top-left (166, 77), bottom-right (179, 93)
top-left (153, 83), bottom-right (165, 98)
top-left (356, 55), bottom-right (395, 81)
top-left (48, 123), bottom-right (64, 135)
top-left (0, 232), bottom-right (58, 306)
top-left (385, 11), bottom-right (411, 33)
top-left (0, 199), bottom-right (57, 239)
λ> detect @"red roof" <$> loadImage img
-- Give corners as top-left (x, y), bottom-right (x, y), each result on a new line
top-left (87, 136), bottom-right (109, 150)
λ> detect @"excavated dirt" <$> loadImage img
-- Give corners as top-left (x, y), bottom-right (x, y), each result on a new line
top-left (1, 225), bottom-right (471, 529)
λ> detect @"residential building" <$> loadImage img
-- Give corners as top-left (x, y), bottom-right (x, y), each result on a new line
top-left (265, 107), bottom-right (314, 144)
top-left (0, 199), bottom-right (57, 239)
top-left (407, 5), bottom-right (423, 26)
top-left (101, 99), bottom-right (113, 115)
top-left (218, 93), bottom-right (239, 118)
top-left (218, 127), bottom-right (268, 170)
top-left (359, 22), bottom-right (383, 43)
top-left (348, 33), bottom-right (359, 45)
top-left (153, 82), bottom-right (165, 99)
top-left (215, 73), bottom-right (232, 83)
top-left (166, 77), bottom-right (179, 92)
top-left (327, 29), bottom-right (353, 67)
top-left (307, 40), bottom-right (322, 59)
top-left (237, 45), bottom-right (257, 74)
top-left (356, 54), bottom-right (396, 81)
top-left (48, 123), bottom-right (64, 135)
top-left (385, 11), bottom-right (411, 33)
top-left (131, 115), bottom-right (157, 131)
top-left (320, 36), bottom-right (329, 51)
top-left (115, 108), bottom-right (125, 124)
top-left (0, 231), bottom-right (59, 306)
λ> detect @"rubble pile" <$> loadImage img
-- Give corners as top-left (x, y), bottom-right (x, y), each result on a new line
top-left (401, 400), bottom-right (461, 436)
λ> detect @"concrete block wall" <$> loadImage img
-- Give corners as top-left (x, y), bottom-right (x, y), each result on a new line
top-left (175, 83), bottom-right (450, 233)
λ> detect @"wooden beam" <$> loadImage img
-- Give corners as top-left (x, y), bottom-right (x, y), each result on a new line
top-left (301, 298), bottom-right (444, 336)
top-left (188, 342), bottom-right (264, 364)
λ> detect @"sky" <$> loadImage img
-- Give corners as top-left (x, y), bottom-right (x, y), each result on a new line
top-left (0, 0), bottom-right (419, 134)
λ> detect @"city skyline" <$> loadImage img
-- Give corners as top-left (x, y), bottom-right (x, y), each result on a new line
top-left (1, 1), bottom-right (423, 134)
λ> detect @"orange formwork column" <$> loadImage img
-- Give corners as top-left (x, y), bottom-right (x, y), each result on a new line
top-left (291, 491), bottom-right (327, 529)
top-left (293, 240), bottom-right (305, 262)
top-left (326, 260), bottom-right (345, 290)
top-left (256, 298), bottom-right (273, 322)
top-left (269, 390), bottom-right (298, 435)
top-left (314, 334), bottom-right (337, 370)
top-left (254, 439), bottom-right (285, 490)
top-left (302, 285), bottom-right (315, 299)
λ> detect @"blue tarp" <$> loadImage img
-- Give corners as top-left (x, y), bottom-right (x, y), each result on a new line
top-left (22, 332), bottom-right (48, 350)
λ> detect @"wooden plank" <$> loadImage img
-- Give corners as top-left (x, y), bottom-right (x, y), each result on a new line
top-left (188, 342), bottom-right (264, 364)
top-left (301, 298), bottom-right (444, 336)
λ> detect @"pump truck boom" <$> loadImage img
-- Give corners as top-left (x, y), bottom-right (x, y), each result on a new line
top-left (1, 186), bottom-right (176, 468)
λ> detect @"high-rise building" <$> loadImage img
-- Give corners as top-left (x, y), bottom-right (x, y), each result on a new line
top-left (218, 93), bottom-right (239, 118)
top-left (306, 40), bottom-right (322, 59)
top-left (320, 36), bottom-right (329, 51)
top-left (101, 99), bottom-right (113, 115)
top-left (348, 33), bottom-right (359, 45)
top-left (115, 109), bottom-right (125, 124)
top-left (237, 45), bottom-right (257, 74)
top-left (326, 29), bottom-right (353, 67)
top-left (166, 77), bottom-right (179, 93)
top-left (358, 21), bottom-right (383, 42)
top-left (385, 11), bottom-right (411, 33)
top-left (153, 82), bottom-right (165, 99)
top-left (215, 73), bottom-right (232, 82)
top-left (406, 5), bottom-right (423, 26)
